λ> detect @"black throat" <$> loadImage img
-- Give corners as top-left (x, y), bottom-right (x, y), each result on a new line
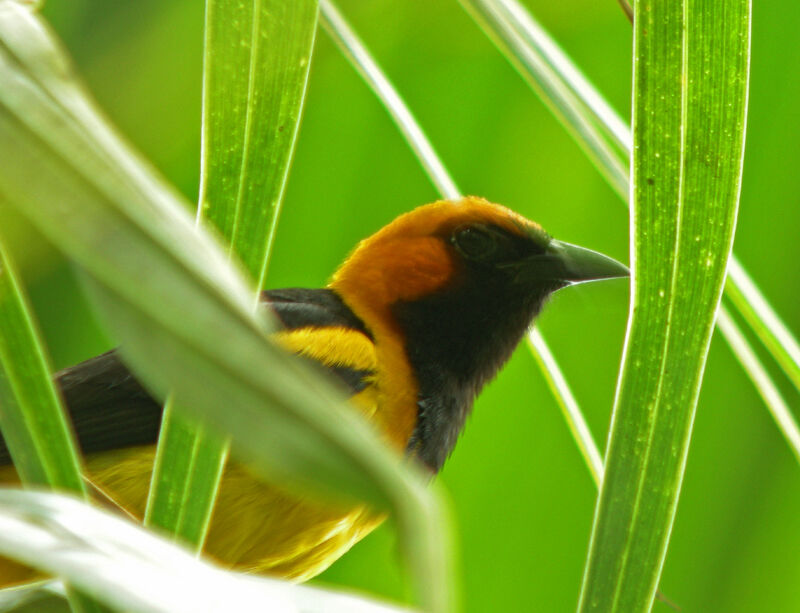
top-left (393, 273), bottom-right (558, 472)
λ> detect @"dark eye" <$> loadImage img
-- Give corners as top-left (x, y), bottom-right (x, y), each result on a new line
top-left (452, 226), bottom-right (496, 260)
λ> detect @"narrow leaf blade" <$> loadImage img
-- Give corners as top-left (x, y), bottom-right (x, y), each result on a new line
top-left (0, 242), bottom-right (84, 492)
top-left (577, 1), bottom-right (751, 610)
top-left (200, 0), bottom-right (319, 288)
top-left (145, 403), bottom-right (227, 548)
top-left (0, 229), bottom-right (110, 613)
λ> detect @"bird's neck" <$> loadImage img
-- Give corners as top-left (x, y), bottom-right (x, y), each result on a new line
top-left (392, 284), bottom-right (547, 472)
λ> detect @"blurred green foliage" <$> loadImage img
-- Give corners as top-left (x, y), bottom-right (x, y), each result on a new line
top-left (6, 0), bottom-right (797, 610)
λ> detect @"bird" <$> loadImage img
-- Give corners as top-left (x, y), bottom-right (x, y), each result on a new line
top-left (0, 196), bottom-right (628, 586)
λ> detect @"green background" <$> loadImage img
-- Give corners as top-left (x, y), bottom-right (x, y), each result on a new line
top-left (4, 0), bottom-right (798, 610)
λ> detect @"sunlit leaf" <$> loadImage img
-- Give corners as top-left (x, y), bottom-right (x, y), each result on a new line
top-left (145, 403), bottom-right (227, 548)
top-left (0, 170), bottom-right (105, 612)
top-left (577, 1), bottom-right (750, 610)
top-left (199, 0), bottom-right (318, 286)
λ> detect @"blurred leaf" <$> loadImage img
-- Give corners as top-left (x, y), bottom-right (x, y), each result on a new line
top-left (724, 259), bottom-right (800, 395)
top-left (577, 1), bottom-right (750, 610)
top-left (0, 489), bottom-right (416, 613)
top-left (526, 329), bottom-right (603, 485)
top-left (0, 5), bottom-right (452, 611)
top-left (0, 582), bottom-right (70, 613)
top-left (147, 0), bottom-right (319, 552)
top-left (458, 0), bottom-right (629, 199)
top-left (320, 0), bottom-right (458, 200)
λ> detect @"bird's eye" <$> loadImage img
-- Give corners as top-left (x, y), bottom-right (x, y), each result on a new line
top-left (452, 226), bottom-right (496, 260)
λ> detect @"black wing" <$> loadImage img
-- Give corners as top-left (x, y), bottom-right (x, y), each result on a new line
top-left (0, 289), bottom-right (372, 465)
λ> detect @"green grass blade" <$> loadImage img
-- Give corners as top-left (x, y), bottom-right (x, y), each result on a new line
top-left (319, 0), bottom-right (459, 200)
top-left (460, 0), bottom-right (800, 464)
top-left (0, 233), bottom-right (108, 613)
top-left (457, 0), bottom-right (629, 199)
top-left (578, 1), bottom-right (750, 610)
top-left (198, 0), bottom-right (319, 288)
top-left (322, 0), bottom-right (603, 488)
top-left (0, 241), bottom-right (84, 493)
top-left (725, 258), bottom-right (800, 393)
top-left (527, 329), bottom-right (603, 486)
top-left (0, 490), bottom-right (417, 613)
top-left (716, 305), bottom-right (800, 463)
top-left (145, 402), bottom-right (227, 548)
top-left (146, 0), bottom-right (319, 553)
top-left (0, 7), bottom-right (451, 611)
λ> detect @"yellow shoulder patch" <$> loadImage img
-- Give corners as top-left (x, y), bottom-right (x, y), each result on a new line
top-left (273, 327), bottom-right (378, 422)
top-left (271, 327), bottom-right (376, 372)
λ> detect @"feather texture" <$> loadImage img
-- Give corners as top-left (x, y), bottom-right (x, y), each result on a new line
top-left (0, 288), bottom-right (385, 583)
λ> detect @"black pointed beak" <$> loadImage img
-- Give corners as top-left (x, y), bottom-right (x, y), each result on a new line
top-left (514, 239), bottom-right (629, 284)
top-left (547, 239), bottom-right (630, 283)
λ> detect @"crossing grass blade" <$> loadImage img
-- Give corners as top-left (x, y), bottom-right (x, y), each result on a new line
top-left (716, 305), bottom-right (800, 464)
top-left (457, 0), bottom-right (629, 199)
top-left (320, 0), bottom-right (459, 200)
top-left (526, 329), bottom-right (603, 485)
top-left (145, 0), bottom-right (319, 552)
top-left (724, 259), bottom-right (800, 394)
top-left (0, 4), bottom-right (452, 611)
top-left (577, 1), bottom-right (751, 610)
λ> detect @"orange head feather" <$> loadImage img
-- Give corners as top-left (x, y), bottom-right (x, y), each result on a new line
top-left (330, 196), bottom-right (549, 316)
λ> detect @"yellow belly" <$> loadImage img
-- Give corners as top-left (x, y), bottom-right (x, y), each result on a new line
top-left (0, 447), bottom-right (384, 586)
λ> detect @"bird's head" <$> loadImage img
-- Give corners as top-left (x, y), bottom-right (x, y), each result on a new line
top-left (331, 196), bottom-right (627, 325)
top-left (330, 197), bottom-right (628, 470)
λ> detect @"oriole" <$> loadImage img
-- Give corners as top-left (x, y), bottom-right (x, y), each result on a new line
top-left (0, 197), bottom-right (627, 586)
